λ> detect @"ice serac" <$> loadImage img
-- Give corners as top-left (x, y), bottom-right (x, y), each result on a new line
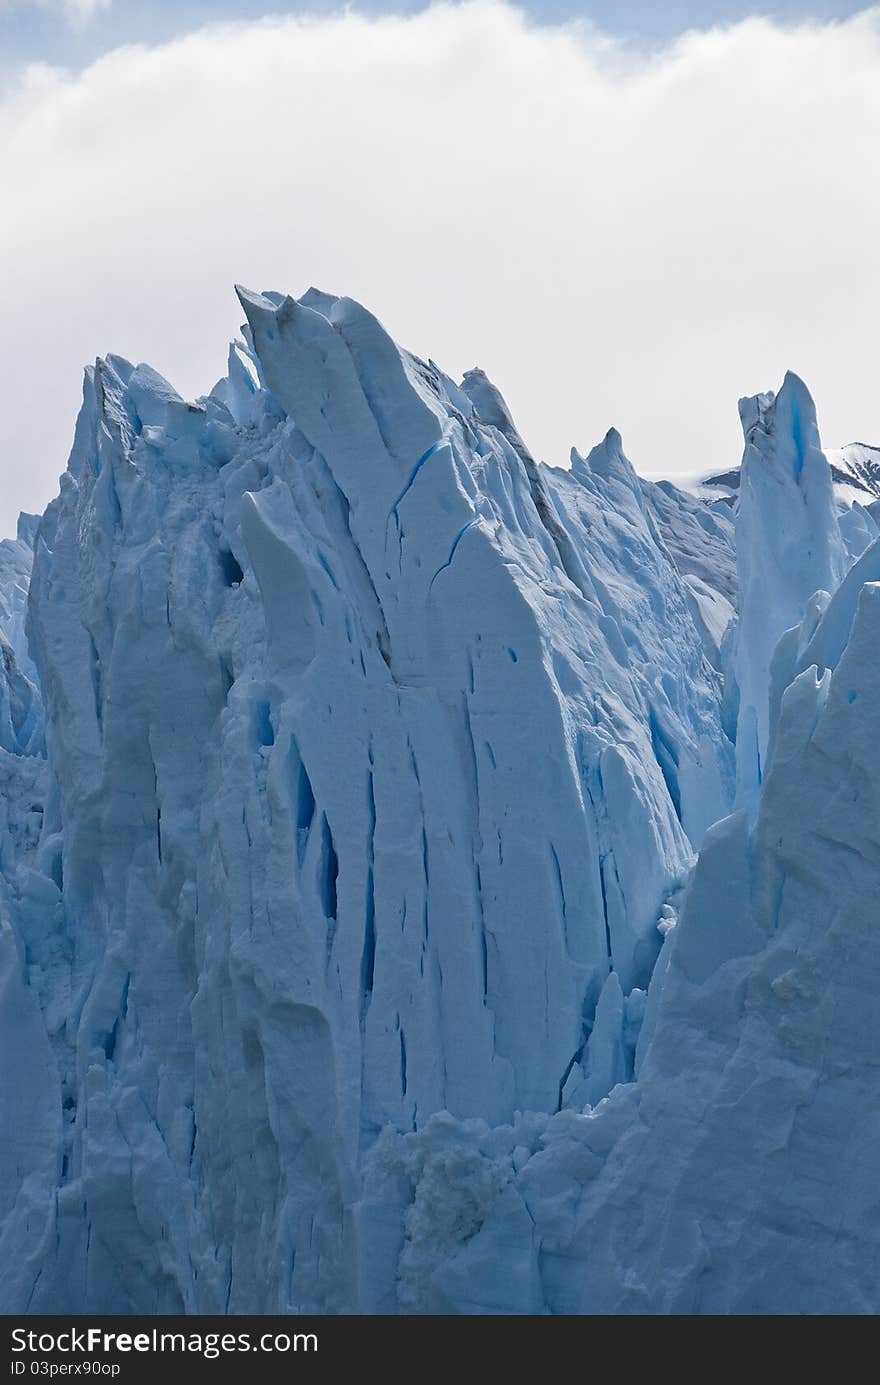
top-left (0, 285), bottom-right (734, 1314)
top-left (640, 477), bottom-right (736, 605)
top-left (8, 287), bottom-right (874, 1316)
top-left (360, 502), bottom-right (880, 1318)
top-left (640, 477), bottom-right (736, 670)
top-left (0, 516), bottom-right (52, 1314)
top-left (573, 560), bottom-right (880, 1312)
top-left (733, 372), bottom-right (844, 810)
top-left (0, 517), bottom-right (43, 757)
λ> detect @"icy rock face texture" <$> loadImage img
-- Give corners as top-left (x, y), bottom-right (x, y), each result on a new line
top-left (0, 288), bottom-right (733, 1313)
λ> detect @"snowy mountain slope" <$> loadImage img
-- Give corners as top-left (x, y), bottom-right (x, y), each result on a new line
top-left (0, 286), bottom-right (875, 1315)
top-left (0, 286), bottom-right (732, 1313)
top-left (837, 440), bottom-right (880, 486)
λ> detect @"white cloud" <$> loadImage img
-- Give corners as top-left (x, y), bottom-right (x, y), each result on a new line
top-left (0, 0), bottom-right (110, 23)
top-left (1, 1), bottom-right (879, 533)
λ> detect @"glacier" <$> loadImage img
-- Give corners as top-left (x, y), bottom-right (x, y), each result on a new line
top-left (0, 284), bottom-right (877, 1314)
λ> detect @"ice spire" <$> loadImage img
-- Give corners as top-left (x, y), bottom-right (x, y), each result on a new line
top-left (733, 371), bottom-right (844, 810)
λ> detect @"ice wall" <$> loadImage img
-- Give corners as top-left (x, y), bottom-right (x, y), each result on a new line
top-left (363, 537), bottom-right (880, 1313)
top-left (0, 288), bottom-right (732, 1312)
top-left (4, 287), bottom-right (870, 1316)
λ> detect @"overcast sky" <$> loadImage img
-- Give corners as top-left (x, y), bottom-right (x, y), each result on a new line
top-left (1, 1), bottom-right (878, 533)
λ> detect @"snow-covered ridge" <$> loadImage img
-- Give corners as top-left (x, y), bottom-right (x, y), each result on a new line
top-left (0, 288), bottom-right (876, 1313)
